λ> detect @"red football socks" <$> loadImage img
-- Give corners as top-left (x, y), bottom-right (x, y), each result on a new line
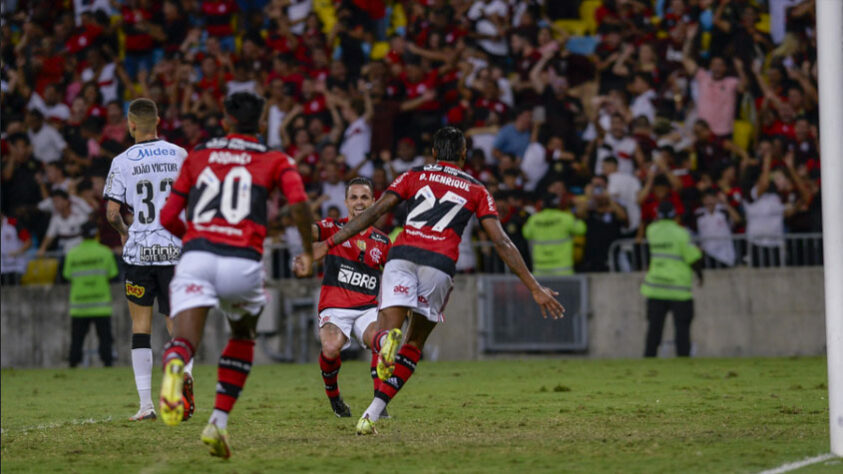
top-left (162, 338), bottom-right (194, 366)
top-left (375, 344), bottom-right (421, 402)
top-left (319, 352), bottom-right (342, 400)
top-left (214, 338), bottom-right (255, 414)
top-left (369, 350), bottom-right (381, 395)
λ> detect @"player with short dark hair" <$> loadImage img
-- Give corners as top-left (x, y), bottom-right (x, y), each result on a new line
top-left (296, 176), bottom-right (392, 418)
top-left (104, 98), bottom-right (190, 422)
top-left (157, 92), bottom-right (314, 458)
top-left (312, 126), bottom-right (565, 435)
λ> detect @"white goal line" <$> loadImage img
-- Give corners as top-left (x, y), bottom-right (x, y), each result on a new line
top-left (0, 415), bottom-right (114, 435)
top-left (758, 453), bottom-right (838, 474)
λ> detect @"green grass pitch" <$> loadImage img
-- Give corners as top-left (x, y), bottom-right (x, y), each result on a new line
top-left (1, 357), bottom-right (840, 473)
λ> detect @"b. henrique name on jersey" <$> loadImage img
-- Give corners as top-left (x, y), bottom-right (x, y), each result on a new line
top-left (317, 217), bottom-right (391, 314)
top-left (385, 163), bottom-right (498, 276)
top-left (104, 139), bottom-right (187, 266)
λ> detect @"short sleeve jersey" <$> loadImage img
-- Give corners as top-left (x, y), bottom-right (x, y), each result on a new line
top-left (316, 217), bottom-right (391, 313)
top-left (104, 138), bottom-right (187, 265)
top-left (171, 134), bottom-right (307, 260)
top-left (385, 162), bottom-right (498, 276)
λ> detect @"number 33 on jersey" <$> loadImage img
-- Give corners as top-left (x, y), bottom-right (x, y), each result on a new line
top-left (162, 134), bottom-right (307, 261)
top-left (386, 162), bottom-right (498, 276)
top-left (105, 139), bottom-right (187, 265)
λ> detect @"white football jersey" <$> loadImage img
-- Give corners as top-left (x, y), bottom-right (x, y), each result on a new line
top-left (104, 139), bottom-right (187, 266)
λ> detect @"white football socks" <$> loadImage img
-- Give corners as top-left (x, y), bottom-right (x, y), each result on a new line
top-left (131, 348), bottom-right (153, 410)
top-left (210, 409), bottom-right (229, 430)
top-left (363, 398), bottom-right (387, 423)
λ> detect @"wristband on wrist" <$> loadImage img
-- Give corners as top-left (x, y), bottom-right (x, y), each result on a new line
top-left (327, 235), bottom-right (338, 249)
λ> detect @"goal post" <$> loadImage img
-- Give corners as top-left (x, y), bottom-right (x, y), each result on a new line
top-left (816, 0), bottom-right (843, 456)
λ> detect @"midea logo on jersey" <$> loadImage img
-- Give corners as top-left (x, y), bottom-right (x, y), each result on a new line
top-left (128, 147), bottom-right (178, 161)
top-left (338, 267), bottom-right (377, 290)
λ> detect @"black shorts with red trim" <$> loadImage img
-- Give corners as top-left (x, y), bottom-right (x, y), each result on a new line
top-left (124, 264), bottom-right (175, 316)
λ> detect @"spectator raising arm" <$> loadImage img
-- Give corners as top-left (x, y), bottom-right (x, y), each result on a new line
top-left (400, 89), bottom-right (437, 112)
top-left (783, 150), bottom-right (813, 206)
top-left (754, 149), bottom-right (773, 197)
top-left (682, 23), bottom-right (700, 76)
top-left (280, 104), bottom-right (303, 151)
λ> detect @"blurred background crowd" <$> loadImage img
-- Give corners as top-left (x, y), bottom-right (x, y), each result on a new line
top-left (0, 0), bottom-right (823, 283)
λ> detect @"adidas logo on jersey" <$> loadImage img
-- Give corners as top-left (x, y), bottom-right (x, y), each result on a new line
top-left (338, 268), bottom-right (377, 290)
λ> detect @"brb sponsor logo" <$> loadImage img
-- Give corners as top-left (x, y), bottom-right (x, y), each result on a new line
top-left (393, 284), bottom-right (410, 295)
top-left (338, 267), bottom-right (377, 290)
top-left (126, 282), bottom-right (145, 298)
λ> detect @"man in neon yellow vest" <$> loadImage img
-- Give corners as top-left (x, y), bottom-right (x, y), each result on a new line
top-left (641, 201), bottom-right (703, 357)
top-left (63, 221), bottom-right (118, 367)
top-left (522, 195), bottom-right (586, 276)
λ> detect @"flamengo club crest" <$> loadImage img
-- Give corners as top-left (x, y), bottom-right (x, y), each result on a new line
top-left (369, 247), bottom-right (382, 264)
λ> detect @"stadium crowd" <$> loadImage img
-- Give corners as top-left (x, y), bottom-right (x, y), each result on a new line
top-left (0, 0), bottom-right (823, 283)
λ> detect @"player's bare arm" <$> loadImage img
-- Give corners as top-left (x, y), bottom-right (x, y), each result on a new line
top-left (313, 192), bottom-right (400, 261)
top-left (479, 216), bottom-right (565, 320)
top-left (105, 199), bottom-right (129, 244)
top-left (291, 200), bottom-right (314, 277)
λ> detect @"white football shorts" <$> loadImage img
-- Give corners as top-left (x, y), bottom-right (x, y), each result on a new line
top-left (378, 258), bottom-right (453, 323)
top-left (318, 306), bottom-right (378, 350)
top-left (169, 251), bottom-right (266, 320)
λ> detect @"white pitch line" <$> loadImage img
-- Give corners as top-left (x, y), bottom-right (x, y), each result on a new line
top-left (0, 416), bottom-right (114, 434)
top-left (758, 453), bottom-right (838, 474)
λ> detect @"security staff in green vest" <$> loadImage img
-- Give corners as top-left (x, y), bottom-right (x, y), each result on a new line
top-left (63, 221), bottom-right (118, 367)
top-left (641, 201), bottom-right (703, 357)
top-left (522, 195), bottom-right (586, 276)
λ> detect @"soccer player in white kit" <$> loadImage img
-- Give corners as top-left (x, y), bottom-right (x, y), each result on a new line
top-left (104, 98), bottom-right (194, 422)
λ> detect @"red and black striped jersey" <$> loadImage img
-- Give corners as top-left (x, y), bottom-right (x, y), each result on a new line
top-left (386, 162), bottom-right (498, 275)
top-left (317, 217), bottom-right (391, 313)
top-left (163, 134), bottom-right (307, 260)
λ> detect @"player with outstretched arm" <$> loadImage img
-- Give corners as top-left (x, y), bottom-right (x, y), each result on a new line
top-left (295, 177), bottom-right (392, 419)
top-left (157, 92), bottom-right (314, 458)
top-left (311, 126), bottom-right (566, 435)
top-left (103, 98), bottom-right (194, 422)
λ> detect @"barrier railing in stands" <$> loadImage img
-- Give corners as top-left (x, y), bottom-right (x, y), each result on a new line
top-left (606, 233), bottom-right (824, 272)
top-left (5, 233), bottom-right (822, 286)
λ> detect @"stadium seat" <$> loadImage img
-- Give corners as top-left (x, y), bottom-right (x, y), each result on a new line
top-left (701, 31), bottom-right (712, 52)
top-left (756, 13), bottom-right (771, 34)
top-left (732, 120), bottom-right (754, 151)
top-left (313, 0), bottom-right (337, 34)
top-left (371, 41), bottom-right (390, 60)
top-left (574, 235), bottom-right (586, 264)
top-left (554, 19), bottom-right (589, 37)
top-left (565, 36), bottom-right (600, 55)
top-left (21, 258), bottom-right (59, 286)
top-left (580, 0), bottom-right (602, 35)
top-left (388, 3), bottom-right (407, 37)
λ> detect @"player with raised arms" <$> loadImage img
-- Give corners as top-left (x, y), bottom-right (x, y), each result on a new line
top-left (157, 92), bottom-right (314, 458)
top-left (295, 176), bottom-right (392, 418)
top-left (103, 98), bottom-right (193, 422)
top-left (312, 126), bottom-right (566, 435)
